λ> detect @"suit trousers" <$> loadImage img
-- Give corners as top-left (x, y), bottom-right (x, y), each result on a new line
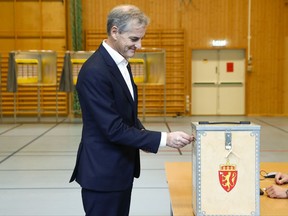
top-left (81, 187), bottom-right (133, 216)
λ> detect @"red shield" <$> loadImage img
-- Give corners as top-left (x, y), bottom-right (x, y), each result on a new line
top-left (218, 170), bottom-right (238, 192)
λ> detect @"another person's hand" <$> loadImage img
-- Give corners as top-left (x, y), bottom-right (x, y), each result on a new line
top-left (275, 172), bottom-right (288, 185)
top-left (266, 185), bottom-right (288, 199)
top-left (166, 131), bottom-right (194, 149)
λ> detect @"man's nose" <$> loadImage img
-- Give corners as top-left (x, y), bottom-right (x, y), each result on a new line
top-left (134, 40), bottom-right (142, 49)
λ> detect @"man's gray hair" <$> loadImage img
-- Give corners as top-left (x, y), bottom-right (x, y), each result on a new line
top-left (107, 5), bottom-right (150, 35)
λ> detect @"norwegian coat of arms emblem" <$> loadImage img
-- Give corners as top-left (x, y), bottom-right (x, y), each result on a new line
top-left (218, 159), bottom-right (238, 192)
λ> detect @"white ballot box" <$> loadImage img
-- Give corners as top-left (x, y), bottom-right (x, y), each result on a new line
top-left (191, 121), bottom-right (261, 216)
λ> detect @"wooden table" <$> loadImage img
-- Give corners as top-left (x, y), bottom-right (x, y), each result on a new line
top-left (165, 162), bottom-right (288, 216)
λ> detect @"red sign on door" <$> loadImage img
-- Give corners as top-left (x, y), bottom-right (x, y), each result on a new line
top-left (226, 62), bottom-right (234, 72)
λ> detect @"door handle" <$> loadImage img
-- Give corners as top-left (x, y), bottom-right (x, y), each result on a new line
top-left (219, 82), bottom-right (243, 86)
top-left (193, 82), bottom-right (216, 86)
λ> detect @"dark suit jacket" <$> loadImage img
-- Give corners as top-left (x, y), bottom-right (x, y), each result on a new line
top-left (70, 44), bottom-right (161, 191)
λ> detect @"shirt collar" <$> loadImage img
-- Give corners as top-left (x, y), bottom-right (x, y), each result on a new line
top-left (102, 40), bottom-right (128, 66)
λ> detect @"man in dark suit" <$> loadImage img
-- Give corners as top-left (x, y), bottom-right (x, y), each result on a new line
top-left (69, 4), bottom-right (194, 216)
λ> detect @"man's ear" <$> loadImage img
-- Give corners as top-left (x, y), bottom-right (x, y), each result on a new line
top-left (110, 26), bottom-right (118, 40)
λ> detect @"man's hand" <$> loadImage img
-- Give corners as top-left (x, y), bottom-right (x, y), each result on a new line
top-left (275, 172), bottom-right (288, 185)
top-left (166, 131), bottom-right (194, 149)
top-left (266, 185), bottom-right (288, 199)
